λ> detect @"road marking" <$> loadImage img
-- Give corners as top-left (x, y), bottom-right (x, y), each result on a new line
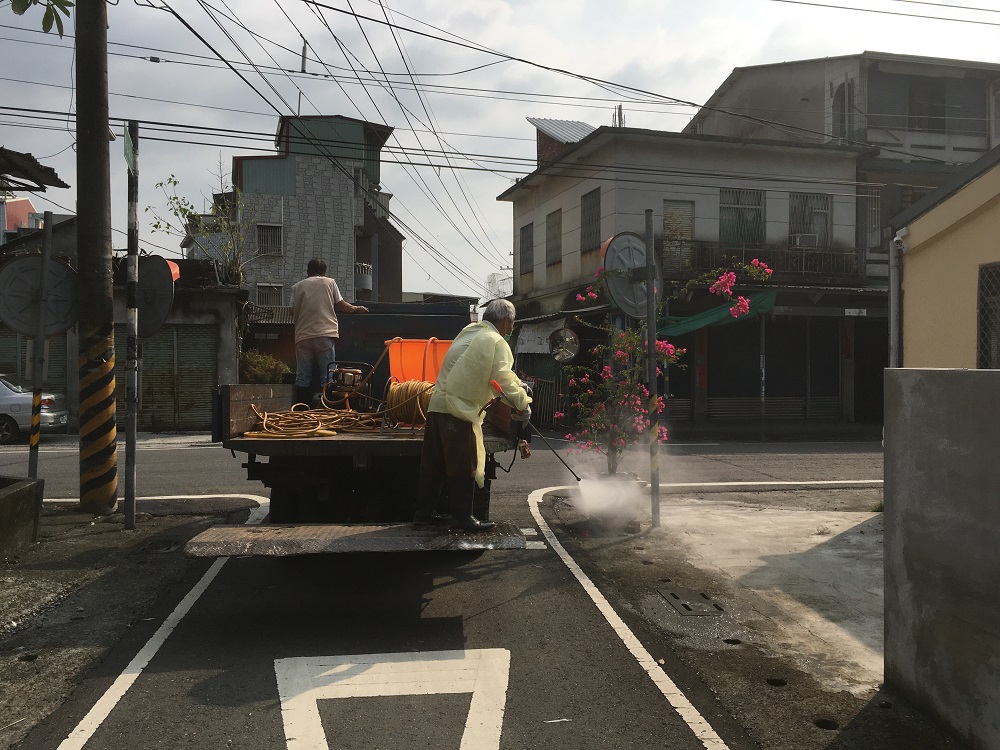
top-left (274, 650), bottom-right (510, 750)
top-left (56, 494), bottom-right (269, 750)
top-left (529, 487), bottom-right (730, 750)
top-left (42, 493), bottom-right (271, 505)
top-left (661, 479), bottom-right (882, 488)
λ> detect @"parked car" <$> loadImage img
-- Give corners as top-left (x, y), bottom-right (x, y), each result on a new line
top-left (0, 375), bottom-right (69, 444)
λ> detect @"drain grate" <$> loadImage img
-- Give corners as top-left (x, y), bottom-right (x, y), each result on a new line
top-left (135, 541), bottom-right (182, 554)
top-left (657, 587), bottom-right (724, 616)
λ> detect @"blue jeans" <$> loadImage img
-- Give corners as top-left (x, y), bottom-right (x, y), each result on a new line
top-left (295, 337), bottom-right (337, 389)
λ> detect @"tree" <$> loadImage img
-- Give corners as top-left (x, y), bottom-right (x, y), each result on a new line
top-left (10, 0), bottom-right (73, 36)
top-left (146, 158), bottom-right (263, 286)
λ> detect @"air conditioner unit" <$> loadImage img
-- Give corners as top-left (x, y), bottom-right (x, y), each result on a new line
top-left (791, 233), bottom-right (819, 249)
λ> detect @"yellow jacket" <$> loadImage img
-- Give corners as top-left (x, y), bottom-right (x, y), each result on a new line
top-left (428, 321), bottom-right (531, 486)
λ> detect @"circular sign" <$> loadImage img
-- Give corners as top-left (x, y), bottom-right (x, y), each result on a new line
top-left (0, 254), bottom-right (77, 337)
top-left (602, 232), bottom-right (661, 319)
top-left (137, 255), bottom-right (175, 338)
top-left (549, 328), bottom-right (580, 363)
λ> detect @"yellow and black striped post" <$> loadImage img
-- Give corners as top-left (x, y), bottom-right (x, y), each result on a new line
top-left (79, 324), bottom-right (118, 515)
top-left (76, 0), bottom-right (118, 516)
top-left (27, 390), bottom-right (42, 478)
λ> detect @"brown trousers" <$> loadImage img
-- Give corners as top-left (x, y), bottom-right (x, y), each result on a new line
top-left (419, 411), bottom-right (477, 478)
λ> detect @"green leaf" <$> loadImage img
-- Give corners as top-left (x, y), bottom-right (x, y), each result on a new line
top-left (11, 0), bottom-right (32, 15)
top-left (52, 7), bottom-right (65, 36)
top-left (41, 5), bottom-right (53, 32)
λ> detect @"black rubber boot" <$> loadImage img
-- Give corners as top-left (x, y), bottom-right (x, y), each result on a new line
top-left (292, 386), bottom-right (313, 408)
top-left (448, 477), bottom-right (495, 533)
top-left (413, 473), bottom-right (449, 523)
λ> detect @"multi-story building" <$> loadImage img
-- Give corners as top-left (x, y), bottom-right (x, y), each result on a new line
top-left (184, 114), bottom-right (404, 307)
top-left (499, 119), bottom-right (886, 432)
top-left (686, 51), bottom-right (1000, 280)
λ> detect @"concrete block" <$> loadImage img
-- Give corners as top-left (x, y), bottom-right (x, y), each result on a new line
top-left (0, 475), bottom-right (44, 557)
top-left (885, 368), bottom-right (1000, 750)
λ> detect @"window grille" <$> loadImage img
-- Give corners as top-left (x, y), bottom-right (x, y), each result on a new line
top-left (977, 263), bottom-right (1000, 369)
top-left (662, 200), bottom-right (694, 271)
top-left (580, 188), bottom-right (601, 253)
top-left (719, 189), bottom-right (764, 249)
top-left (256, 224), bottom-right (283, 256)
top-left (856, 185), bottom-right (881, 252)
top-left (546, 209), bottom-right (562, 266)
top-left (789, 193), bottom-right (831, 248)
top-left (519, 223), bottom-right (533, 275)
top-left (256, 283), bottom-right (284, 307)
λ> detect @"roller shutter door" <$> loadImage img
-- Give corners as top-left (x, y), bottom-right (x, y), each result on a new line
top-left (115, 324), bottom-right (218, 431)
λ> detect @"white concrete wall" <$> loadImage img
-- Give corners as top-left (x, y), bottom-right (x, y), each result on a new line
top-left (884, 368), bottom-right (1000, 750)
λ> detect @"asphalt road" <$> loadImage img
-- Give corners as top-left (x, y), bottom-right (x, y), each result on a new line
top-left (0, 435), bottom-right (970, 750)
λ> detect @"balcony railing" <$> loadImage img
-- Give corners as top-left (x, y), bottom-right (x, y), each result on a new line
top-left (660, 241), bottom-right (864, 283)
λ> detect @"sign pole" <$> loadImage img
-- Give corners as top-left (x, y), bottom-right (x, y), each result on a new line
top-left (28, 211), bottom-right (53, 480)
top-left (645, 209), bottom-right (660, 528)
top-left (125, 121), bottom-right (139, 530)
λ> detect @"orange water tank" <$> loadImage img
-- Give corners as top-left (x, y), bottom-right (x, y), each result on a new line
top-left (385, 338), bottom-right (453, 383)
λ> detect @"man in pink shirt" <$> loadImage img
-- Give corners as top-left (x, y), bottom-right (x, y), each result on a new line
top-left (291, 257), bottom-right (368, 406)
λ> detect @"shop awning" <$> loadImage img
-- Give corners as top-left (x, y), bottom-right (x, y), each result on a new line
top-left (658, 292), bottom-right (776, 337)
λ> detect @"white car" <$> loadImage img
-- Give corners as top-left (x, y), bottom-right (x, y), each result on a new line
top-left (0, 375), bottom-right (70, 444)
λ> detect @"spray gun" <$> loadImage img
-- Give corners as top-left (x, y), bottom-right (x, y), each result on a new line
top-left (486, 379), bottom-right (582, 483)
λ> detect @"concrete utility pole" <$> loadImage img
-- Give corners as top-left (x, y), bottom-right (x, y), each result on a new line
top-left (76, 0), bottom-right (119, 515)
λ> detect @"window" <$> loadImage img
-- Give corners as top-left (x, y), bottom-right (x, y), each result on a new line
top-left (662, 200), bottom-right (694, 271)
top-left (546, 210), bottom-right (562, 266)
top-left (257, 224), bottom-right (283, 256)
top-left (908, 77), bottom-right (947, 134)
top-left (580, 189), bottom-right (601, 254)
top-left (719, 189), bottom-right (764, 249)
top-left (256, 283), bottom-right (284, 307)
top-left (977, 263), bottom-right (1000, 369)
top-left (519, 223), bottom-right (533, 275)
top-left (788, 193), bottom-right (831, 249)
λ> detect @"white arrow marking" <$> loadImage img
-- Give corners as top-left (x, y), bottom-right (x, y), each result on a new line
top-left (274, 649), bottom-right (510, 750)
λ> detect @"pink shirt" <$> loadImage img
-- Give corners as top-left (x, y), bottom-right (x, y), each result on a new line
top-left (291, 275), bottom-right (344, 343)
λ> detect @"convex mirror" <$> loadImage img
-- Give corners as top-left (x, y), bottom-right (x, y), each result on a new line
top-left (549, 328), bottom-right (580, 363)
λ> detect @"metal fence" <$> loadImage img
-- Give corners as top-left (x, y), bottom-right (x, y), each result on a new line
top-left (978, 263), bottom-right (1000, 369)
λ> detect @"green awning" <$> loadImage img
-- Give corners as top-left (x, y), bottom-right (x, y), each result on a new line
top-left (658, 292), bottom-right (776, 337)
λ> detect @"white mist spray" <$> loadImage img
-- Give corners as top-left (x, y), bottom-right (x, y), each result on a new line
top-left (575, 476), bottom-right (647, 525)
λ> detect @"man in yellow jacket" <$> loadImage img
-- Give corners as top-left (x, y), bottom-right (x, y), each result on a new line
top-left (415, 299), bottom-right (531, 532)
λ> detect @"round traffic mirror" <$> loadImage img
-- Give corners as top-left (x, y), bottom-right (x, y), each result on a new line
top-left (549, 328), bottom-right (580, 363)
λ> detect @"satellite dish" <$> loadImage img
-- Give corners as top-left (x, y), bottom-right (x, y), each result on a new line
top-left (549, 328), bottom-right (580, 363)
top-left (137, 255), bottom-right (175, 338)
top-left (0, 254), bottom-right (77, 337)
top-left (601, 232), bottom-right (661, 319)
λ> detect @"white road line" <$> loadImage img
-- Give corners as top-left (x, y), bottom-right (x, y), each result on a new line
top-left (660, 479), bottom-right (882, 488)
top-left (529, 487), bottom-right (730, 750)
top-left (56, 494), bottom-right (269, 750)
top-left (42, 493), bottom-right (273, 505)
top-left (275, 650), bottom-right (510, 750)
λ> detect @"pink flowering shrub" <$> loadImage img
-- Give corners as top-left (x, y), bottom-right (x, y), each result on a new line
top-left (577, 259), bottom-right (773, 319)
top-left (558, 324), bottom-right (684, 475)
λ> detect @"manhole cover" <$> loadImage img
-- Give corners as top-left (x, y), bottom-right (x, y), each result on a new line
top-left (657, 586), bottom-right (724, 616)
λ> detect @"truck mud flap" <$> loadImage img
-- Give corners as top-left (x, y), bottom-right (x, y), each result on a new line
top-left (184, 520), bottom-right (526, 557)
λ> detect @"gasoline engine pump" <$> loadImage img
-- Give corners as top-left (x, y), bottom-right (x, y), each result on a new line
top-left (321, 362), bottom-right (375, 412)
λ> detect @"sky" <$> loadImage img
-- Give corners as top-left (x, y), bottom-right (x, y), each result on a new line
top-left (3, 0), bottom-right (1000, 300)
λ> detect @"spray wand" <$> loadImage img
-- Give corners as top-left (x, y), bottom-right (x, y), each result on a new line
top-left (487, 380), bottom-right (582, 483)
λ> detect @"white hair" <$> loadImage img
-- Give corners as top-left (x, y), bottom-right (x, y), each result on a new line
top-left (482, 298), bottom-right (516, 324)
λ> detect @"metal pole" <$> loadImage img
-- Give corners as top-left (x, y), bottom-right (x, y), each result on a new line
top-left (125, 121), bottom-right (139, 530)
top-left (760, 315), bottom-right (767, 442)
top-left (28, 212), bottom-right (53, 479)
top-left (888, 234), bottom-right (902, 368)
top-left (645, 209), bottom-right (660, 528)
top-left (76, 0), bottom-right (118, 515)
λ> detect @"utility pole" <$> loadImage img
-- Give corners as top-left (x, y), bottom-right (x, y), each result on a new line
top-left (76, 0), bottom-right (118, 515)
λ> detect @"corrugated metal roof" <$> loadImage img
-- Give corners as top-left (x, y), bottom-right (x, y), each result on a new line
top-left (526, 117), bottom-right (596, 144)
